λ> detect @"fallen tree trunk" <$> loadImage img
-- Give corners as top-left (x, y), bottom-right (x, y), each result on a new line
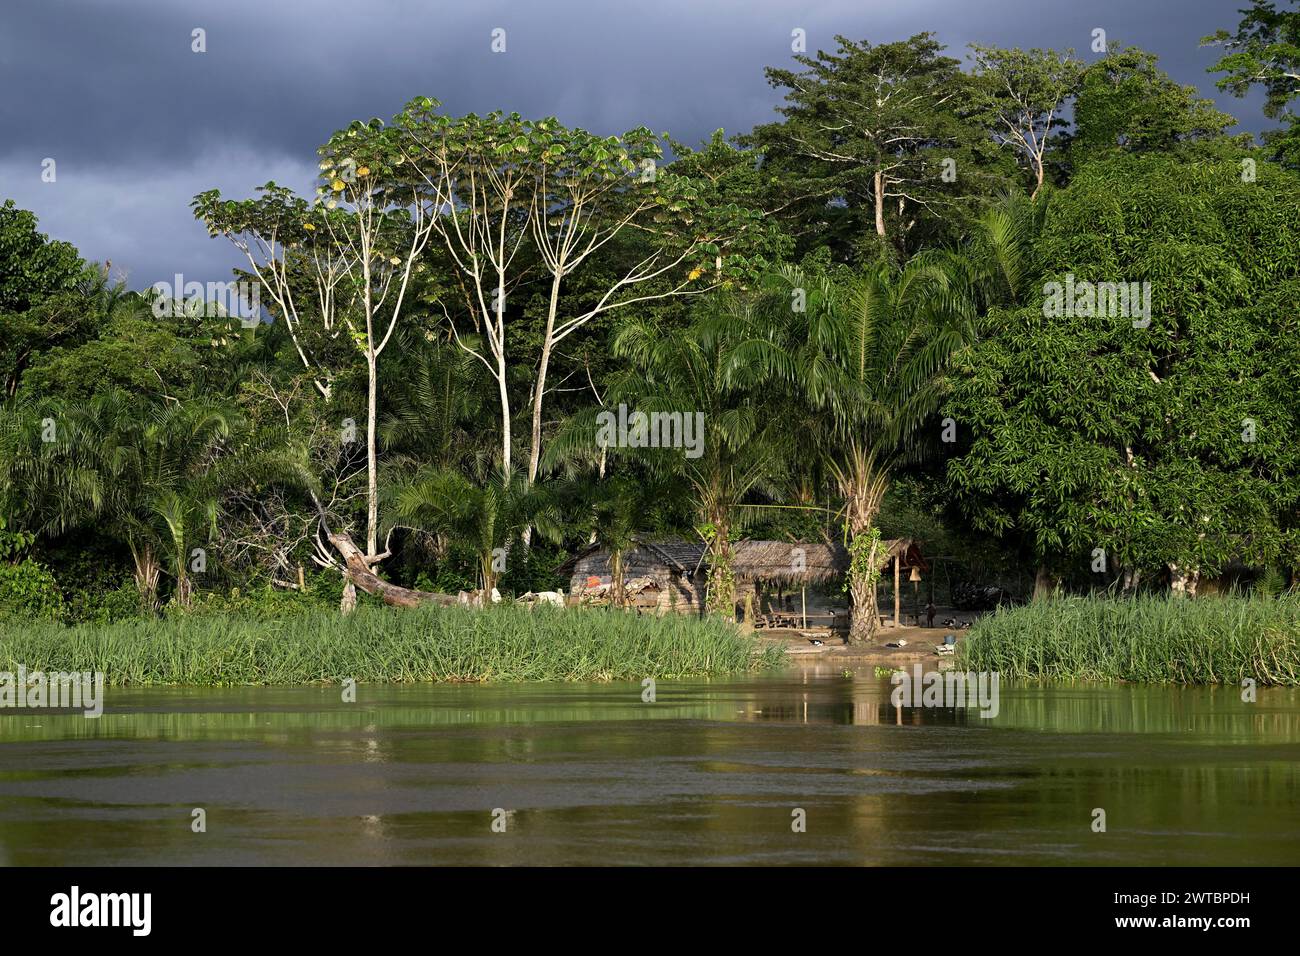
top-left (324, 527), bottom-right (459, 608)
top-left (309, 490), bottom-right (460, 609)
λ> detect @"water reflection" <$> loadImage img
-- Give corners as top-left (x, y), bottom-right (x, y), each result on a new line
top-left (1, 676), bottom-right (1297, 865)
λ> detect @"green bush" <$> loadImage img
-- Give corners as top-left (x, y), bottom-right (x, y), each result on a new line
top-left (164, 582), bottom-right (337, 619)
top-left (0, 558), bottom-right (65, 622)
top-left (64, 579), bottom-right (143, 626)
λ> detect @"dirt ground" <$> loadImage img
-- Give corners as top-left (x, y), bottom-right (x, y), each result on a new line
top-left (755, 619), bottom-right (975, 669)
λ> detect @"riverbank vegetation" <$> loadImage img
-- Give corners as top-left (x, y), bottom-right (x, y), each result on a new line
top-left (2, 3), bottom-right (1299, 668)
top-left (0, 604), bottom-right (782, 685)
top-left (961, 596), bottom-right (1300, 685)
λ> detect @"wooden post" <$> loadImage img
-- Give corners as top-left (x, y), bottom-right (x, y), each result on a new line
top-left (874, 575), bottom-right (879, 631)
top-left (893, 553), bottom-right (901, 628)
top-left (801, 586), bottom-right (806, 629)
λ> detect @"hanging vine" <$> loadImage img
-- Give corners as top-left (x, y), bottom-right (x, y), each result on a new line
top-left (698, 522), bottom-right (736, 616)
top-left (843, 523), bottom-right (883, 594)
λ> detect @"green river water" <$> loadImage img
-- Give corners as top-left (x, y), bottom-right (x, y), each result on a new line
top-left (1, 671), bottom-right (1297, 865)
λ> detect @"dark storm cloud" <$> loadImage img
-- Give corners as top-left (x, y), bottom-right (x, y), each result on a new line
top-left (0, 0), bottom-right (1268, 290)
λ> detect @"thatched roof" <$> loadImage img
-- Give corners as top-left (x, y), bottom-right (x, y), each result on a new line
top-left (636, 538), bottom-right (707, 575)
top-left (556, 536), bottom-right (706, 577)
top-left (559, 535), bottom-right (926, 585)
top-left (730, 541), bottom-right (845, 584)
top-left (730, 538), bottom-right (926, 585)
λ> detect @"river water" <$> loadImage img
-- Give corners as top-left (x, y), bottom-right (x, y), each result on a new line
top-left (1, 670), bottom-right (1297, 865)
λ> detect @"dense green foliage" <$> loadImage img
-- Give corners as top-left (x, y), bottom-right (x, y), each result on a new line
top-left (1204, 0), bottom-right (1300, 167)
top-left (1, 10), bottom-right (1297, 673)
top-left (0, 604), bottom-right (782, 684)
top-left (0, 199), bottom-right (82, 317)
top-left (946, 154), bottom-right (1300, 591)
top-left (744, 33), bottom-right (1006, 258)
top-left (961, 595), bottom-right (1300, 685)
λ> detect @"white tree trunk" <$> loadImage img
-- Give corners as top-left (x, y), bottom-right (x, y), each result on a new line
top-left (366, 352), bottom-right (379, 558)
top-left (496, 350), bottom-right (511, 475)
top-left (873, 170), bottom-right (887, 237)
top-left (528, 278), bottom-right (562, 485)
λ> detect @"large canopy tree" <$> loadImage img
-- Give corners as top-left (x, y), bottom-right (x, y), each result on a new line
top-left (945, 154), bottom-right (1300, 595)
top-left (392, 98), bottom-right (766, 486)
top-left (1205, 0), bottom-right (1300, 167)
top-left (1069, 47), bottom-right (1240, 160)
top-left (194, 117), bottom-right (439, 569)
top-left (746, 33), bottom-right (1000, 256)
top-left (967, 45), bottom-right (1084, 199)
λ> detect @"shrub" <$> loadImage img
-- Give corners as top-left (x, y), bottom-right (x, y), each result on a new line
top-left (65, 579), bottom-right (143, 626)
top-left (0, 558), bottom-right (66, 622)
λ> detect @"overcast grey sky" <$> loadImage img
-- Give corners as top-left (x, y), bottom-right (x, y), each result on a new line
top-left (0, 0), bottom-right (1265, 290)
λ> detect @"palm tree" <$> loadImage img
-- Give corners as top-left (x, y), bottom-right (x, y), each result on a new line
top-left (0, 392), bottom-right (311, 609)
top-left (937, 194), bottom-right (1041, 313)
top-left (750, 256), bottom-right (974, 643)
top-left (378, 331), bottom-right (499, 568)
top-left (561, 472), bottom-right (680, 607)
top-left (380, 330), bottom-right (496, 478)
top-left (739, 198), bottom-right (1040, 641)
top-left (390, 467), bottom-right (561, 598)
top-left (610, 301), bottom-right (786, 619)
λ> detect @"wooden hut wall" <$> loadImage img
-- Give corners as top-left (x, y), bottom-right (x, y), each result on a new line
top-left (568, 549), bottom-right (703, 612)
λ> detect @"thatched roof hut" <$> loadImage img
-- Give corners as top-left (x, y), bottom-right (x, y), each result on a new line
top-left (558, 535), bottom-right (926, 614)
top-left (558, 537), bottom-right (704, 612)
top-left (728, 538), bottom-right (926, 585)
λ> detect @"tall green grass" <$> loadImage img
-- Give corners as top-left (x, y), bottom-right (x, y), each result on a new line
top-left (0, 604), bottom-right (784, 685)
top-left (960, 595), bottom-right (1300, 685)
